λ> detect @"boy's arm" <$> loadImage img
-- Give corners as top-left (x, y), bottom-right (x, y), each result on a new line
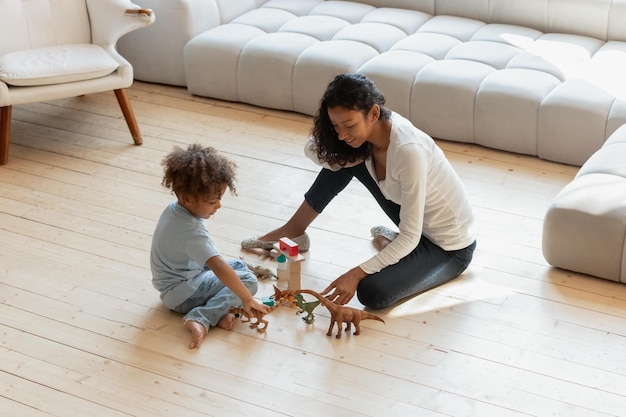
top-left (205, 255), bottom-right (270, 314)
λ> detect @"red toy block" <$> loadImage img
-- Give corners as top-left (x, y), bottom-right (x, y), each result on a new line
top-left (279, 237), bottom-right (299, 257)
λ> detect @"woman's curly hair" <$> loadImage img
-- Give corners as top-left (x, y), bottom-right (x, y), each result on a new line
top-left (309, 73), bottom-right (391, 166)
top-left (161, 144), bottom-right (237, 200)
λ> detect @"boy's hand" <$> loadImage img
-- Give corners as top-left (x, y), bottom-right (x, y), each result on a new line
top-left (242, 297), bottom-right (271, 315)
top-left (205, 255), bottom-right (273, 315)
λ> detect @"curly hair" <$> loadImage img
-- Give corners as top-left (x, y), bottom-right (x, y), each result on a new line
top-left (161, 144), bottom-right (237, 201)
top-left (309, 73), bottom-right (391, 166)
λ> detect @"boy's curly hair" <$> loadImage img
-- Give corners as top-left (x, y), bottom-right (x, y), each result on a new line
top-left (161, 144), bottom-right (237, 200)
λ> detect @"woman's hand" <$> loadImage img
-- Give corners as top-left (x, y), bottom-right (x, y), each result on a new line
top-left (320, 266), bottom-right (367, 305)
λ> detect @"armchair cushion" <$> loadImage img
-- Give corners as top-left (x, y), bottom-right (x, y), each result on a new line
top-left (0, 44), bottom-right (119, 87)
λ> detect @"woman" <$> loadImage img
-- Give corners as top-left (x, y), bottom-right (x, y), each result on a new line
top-left (242, 73), bottom-right (476, 309)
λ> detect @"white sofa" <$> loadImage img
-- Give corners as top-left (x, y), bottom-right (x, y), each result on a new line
top-left (118, 0), bottom-right (268, 87)
top-left (119, 0), bottom-right (626, 283)
top-left (120, 0), bottom-right (626, 166)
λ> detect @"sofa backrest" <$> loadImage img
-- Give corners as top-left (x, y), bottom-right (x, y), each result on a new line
top-left (354, 0), bottom-right (435, 14)
top-left (354, 0), bottom-right (626, 41)
top-left (0, 0), bottom-right (91, 56)
top-left (218, 0), bottom-right (626, 41)
top-left (216, 0), bottom-right (269, 23)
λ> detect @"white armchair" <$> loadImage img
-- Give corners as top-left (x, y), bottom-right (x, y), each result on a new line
top-left (0, 0), bottom-right (155, 165)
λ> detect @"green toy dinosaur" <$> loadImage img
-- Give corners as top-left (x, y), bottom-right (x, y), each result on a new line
top-left (294, 293), bottom-right (321, 324)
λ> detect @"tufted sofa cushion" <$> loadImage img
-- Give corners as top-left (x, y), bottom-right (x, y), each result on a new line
top-left (183, 0), bottom-right (626, 166)
top-left (542, 125), bottom-right (626, 283)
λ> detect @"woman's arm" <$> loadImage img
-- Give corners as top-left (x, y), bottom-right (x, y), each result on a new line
top-left (321, 144), bottom-right (430, 304)
top-left (360, 143), bottom-right (428, 274)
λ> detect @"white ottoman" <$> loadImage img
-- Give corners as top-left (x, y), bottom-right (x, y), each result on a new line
top-left (542, 124), bottom-right (626, 282)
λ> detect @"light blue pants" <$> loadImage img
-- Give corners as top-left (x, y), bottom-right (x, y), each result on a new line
top-left (171, 259), bottom-right (258, 330)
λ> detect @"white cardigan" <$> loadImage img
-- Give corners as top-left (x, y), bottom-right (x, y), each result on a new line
top-left (306, 112), bottom-right (476, 274)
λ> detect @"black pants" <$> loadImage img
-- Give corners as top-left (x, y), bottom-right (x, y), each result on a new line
top-left (304, 164), bottom-right (476, 309)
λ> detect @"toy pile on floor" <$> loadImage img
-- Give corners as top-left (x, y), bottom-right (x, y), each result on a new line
top-left (240, 237), bottom-right (384, 339)
top-left (232, 285), bottom-right (385, 339)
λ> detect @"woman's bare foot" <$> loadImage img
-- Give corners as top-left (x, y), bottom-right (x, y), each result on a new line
top-left (217, 312), bottom-right (236, 331)
top-left (242, 201), bottom-right (317, 251)
top-left (184, 320), bottom-right (207, 349)
top-left (259, 201), bottom-right (318, 241)
top-left (241, 227), bottom-right (304, 255)
top-left (257, 226), bottom-right (301, 242)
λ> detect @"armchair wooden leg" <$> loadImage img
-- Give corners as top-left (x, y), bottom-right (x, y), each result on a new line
top-left (0, 106), bottom-right (12, 165)
top-left (114, 89), bottom-right (143, 146)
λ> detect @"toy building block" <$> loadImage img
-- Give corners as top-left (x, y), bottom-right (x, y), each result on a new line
top-left (276, 254), bottom-right (289, 289)
top-left (279, 237), bottom-right (299, 256)
top-left (262, 296), bottom-right (275, 307)
top-left (274, 239), bottom-right (305, 291)
top-left (288, 260), bottom-right (301, 291)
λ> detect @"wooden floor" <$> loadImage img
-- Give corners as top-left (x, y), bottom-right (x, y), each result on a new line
top-left (2, 81), bottom-right (626, 417)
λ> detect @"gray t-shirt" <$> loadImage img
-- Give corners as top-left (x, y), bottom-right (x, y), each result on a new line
top-left (150, 201), bottom-right (219, 309)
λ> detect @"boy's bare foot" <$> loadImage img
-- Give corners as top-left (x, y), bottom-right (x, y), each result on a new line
top-left (184, 320), bottom-right (207, 349)
top-left (217, 312), bottom-right (236, 330)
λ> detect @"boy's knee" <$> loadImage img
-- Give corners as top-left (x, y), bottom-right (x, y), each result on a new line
top-left (242, 273), bottom-right (258, 294)
top-left (229, 259), bottom-right (248, 270)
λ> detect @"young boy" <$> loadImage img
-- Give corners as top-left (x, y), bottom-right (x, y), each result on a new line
top-left (150, 144), bottom-right (270, 349)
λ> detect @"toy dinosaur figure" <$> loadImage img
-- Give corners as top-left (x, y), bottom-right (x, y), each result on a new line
top-left (297, 289), bottom-right (385, 338)
top-left (294, 293), bottom-right (321, 323)
top-left (270, 285), bottom-right (297, 307)
top-left (228, 304), bottom-right (280, 333)
top-left (228, 286), bottom-right (295, 333)
top-left (243, 260), bottom-right (277, 280)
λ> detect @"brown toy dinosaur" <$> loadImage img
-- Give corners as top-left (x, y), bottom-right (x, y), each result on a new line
top-left (297, 289), bottom-right (385, 338)
top-left (270, 285), bottom-right (297, 307)
top-left (228, 304), bottom-right (280, 333)
top-left (243, 260), bottom-right (277, 280)
top-left (228, 286), bottom-right (295, 333)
